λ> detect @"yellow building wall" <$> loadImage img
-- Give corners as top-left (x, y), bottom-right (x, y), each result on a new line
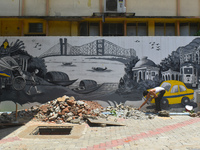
top-left (0, 21), bottom-right (1, 35)
top-left (71, 22), bottom-right (78, 36)
top-left (1, 20), bottom-right (21, 36)
top-left (48, 21), bottom-right (71, 36)
top-left (0, 0), bottom-right (200, 36)
top-left (148, 21), bottom-right (155, 36)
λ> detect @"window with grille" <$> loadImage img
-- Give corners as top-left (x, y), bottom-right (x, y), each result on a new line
top-left (89, 23), bottom-right (99, 36)
top-left (79, 22), bottom-right (99, 36)
top-left (103, 23), bottom-right (124, 36)
top-left (155, 23), bottom-right (164, 36)
top-left (190, 23), bottom-right (199, 36)
top-left (155, 23), bottom-right (175, 36)
top-left (29, 23), bottom-right (43, 33)
top-left (127, 23), bottom-right (147, 36)
top-left (180, 23), bottom-right (200, 36)
top-left (180, 23), bottom-right (189, 36)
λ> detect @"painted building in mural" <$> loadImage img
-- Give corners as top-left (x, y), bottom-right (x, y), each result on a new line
top-left (162, 69), bottom-right (180, 81)
top-left (0, 0), bottom-right (200, 112)
top-left (132, 56), bottom-right (159, 82)
top-left (179, 38), bottom-right (200, 87)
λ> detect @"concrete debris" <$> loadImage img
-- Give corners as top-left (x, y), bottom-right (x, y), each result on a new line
top-left (0, 95), bottom-right (103, 124)
top-left (158, 110), bottom-right (170, 117)
top-left (102, 103), bottom-right (156, 120)
top-left (190, 113), bottom-right (198, 117)
top-left (0, 96), bottom-right (157, 125)
top-left (0, 107), bottom-right (38, 124)
top-left (34, 96), bottom-right (104, 124)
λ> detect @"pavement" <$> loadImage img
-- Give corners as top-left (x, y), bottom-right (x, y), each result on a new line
top-left (1, 115), bottom-right (200, 150)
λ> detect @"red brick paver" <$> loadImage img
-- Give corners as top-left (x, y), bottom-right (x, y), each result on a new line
top-left (81, 118), bottom-right (200, 150)
top-left (0, 136), bottom-right (21, 144)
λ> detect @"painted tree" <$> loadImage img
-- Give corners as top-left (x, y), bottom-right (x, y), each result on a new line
top-left (27, 57), bottom-right (47, 78)
top-left (159, 50), bottom-right (180, 72)
top-left (117, 56), bottom-right (139, 93)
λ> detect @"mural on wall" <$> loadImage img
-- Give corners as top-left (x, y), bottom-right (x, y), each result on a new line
top-left (0, 36), bottom-right (199, 112)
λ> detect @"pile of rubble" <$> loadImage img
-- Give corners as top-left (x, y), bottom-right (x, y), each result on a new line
top-left (102, 103), bottom-right (155, 120)
top-left (0, 95), bottom-right (156, 125)
top-left (33, 95), bottom-right (104, 124)
top-left (0, 95), bottom-right (104, 124)
top-left (0, 107), bottom-right (38, 124)
top-left (190, 111), bottom-right (200, 117)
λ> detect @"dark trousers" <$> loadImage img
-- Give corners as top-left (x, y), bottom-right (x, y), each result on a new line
top-left (155, 90), bottom-right (166, 111)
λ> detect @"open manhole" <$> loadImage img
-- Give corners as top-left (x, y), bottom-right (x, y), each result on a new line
top-left (30, 126), bottom-right (73, 135)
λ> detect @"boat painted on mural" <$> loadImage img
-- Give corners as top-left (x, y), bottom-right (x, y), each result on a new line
top-left (72, 80), bottom-right (102, 94)
top-left (62, 62), bottom-right (73, 66)
top-left (92, 67), bottom-right (107, 71)
top-left (45, 71), bottom-right (77, 86)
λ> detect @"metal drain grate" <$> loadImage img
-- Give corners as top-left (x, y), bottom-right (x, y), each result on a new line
top-left (30, 126), bottom-right (73, 135)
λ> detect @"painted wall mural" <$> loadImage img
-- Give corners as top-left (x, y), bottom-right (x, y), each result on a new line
top-left (0, 36), bottom-right (199, 112)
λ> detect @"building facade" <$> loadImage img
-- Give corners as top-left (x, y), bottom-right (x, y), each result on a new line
top-left (0, 0), bottom-right (199, 37)
top-left (132, 56), bottom-right (159, 82)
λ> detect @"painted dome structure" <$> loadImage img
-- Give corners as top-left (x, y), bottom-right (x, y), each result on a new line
top-left (132, 56), bottom-right (159, 82)
top-left (135, 56), bottom-right (157, 68)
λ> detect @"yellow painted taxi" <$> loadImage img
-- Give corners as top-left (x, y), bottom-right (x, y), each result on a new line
top-left (150, 80), bottom-right (194, 108)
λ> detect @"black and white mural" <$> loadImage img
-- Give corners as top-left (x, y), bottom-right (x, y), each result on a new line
top-left (0, 36), bottom-right (199, 112)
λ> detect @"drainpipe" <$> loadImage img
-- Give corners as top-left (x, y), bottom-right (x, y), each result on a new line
top-left (46, 0), bottom-right (49, 36)
top-left (21, 20), bottom-right (24, 36)
top-left (46, 21), bottom-right (49, 36)
top-left (199, 0), bottom-right (200, 16)
top-left (177, 0), bottom-right (180, 16)
top-left (176, 0), bottom-right (180, 36)
top-left (100, 21), bottom-right (103, 36)
top-left (99, 0), bottom-right (103, 36)
top-left (177, 21), bottom-right (180, 36)
top-left (124, 0), bottom-right (127, 10)
top-left (18, 0), bottom-right (20, 16)
top-left (124, 0), bottom-right (127, 36)
top-left (21, 0), bottom-right (25, 16)
top-left (46, 0), bottom-right (49, 16)
top-left (99, 0), bottom-right (103, 13)
top-left (124, 21), bottom-right (127, 36)
top-left (20, 0), bottom-right (25, 35)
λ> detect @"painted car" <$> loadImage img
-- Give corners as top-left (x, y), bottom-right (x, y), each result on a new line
top-left (150, 80), bottom-right (194, 108)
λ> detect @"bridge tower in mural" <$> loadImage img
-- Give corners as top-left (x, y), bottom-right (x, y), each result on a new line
top-left (60, 38), bottom-right (67, 56)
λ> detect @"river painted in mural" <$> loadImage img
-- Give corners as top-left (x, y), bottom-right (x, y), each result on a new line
top-left (0, 56), bottom-right (129, 111)
top-left (45, 56), bottom-right (125, 85)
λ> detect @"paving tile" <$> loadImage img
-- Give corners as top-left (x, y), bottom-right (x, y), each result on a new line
top-left (1, 116), bottom-right (200, 149)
